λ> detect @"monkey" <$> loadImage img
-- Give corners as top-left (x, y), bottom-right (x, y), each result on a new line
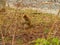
top-left (23, 15), bottom-right (31, 29)
top-left (23, 15), bottom-right (31, 26)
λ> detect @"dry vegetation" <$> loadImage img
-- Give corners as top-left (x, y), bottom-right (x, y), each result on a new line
top-left (0, 7), bottom-right (60, 45)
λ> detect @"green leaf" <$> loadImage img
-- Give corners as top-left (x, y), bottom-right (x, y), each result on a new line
top-left (51, 38), bottom-right (60, 45)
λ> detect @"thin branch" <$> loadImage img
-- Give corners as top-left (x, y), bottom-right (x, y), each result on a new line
top-left (0, 27), bottom-right (5, 45)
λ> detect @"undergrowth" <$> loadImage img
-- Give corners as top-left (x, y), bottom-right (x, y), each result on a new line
top-left (33, 38), bottom-right (60, 45)
top-left (0, 8), bottom-right (60, 45)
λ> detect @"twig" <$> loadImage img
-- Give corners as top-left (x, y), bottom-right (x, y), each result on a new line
top-left (0, 27), bottom-right (5, 45)
top-left (47, 15), bottom-right (59, 39)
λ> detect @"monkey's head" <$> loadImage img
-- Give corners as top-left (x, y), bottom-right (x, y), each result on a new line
top-left (23, 15), bottom-right (28, 19)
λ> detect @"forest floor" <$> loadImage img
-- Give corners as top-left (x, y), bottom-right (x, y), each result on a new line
top-left (0, 8), bottom-right (60, 45)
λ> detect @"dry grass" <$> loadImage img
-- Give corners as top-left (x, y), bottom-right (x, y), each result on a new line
top-left (0, 8), bottom-right (60, 45)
